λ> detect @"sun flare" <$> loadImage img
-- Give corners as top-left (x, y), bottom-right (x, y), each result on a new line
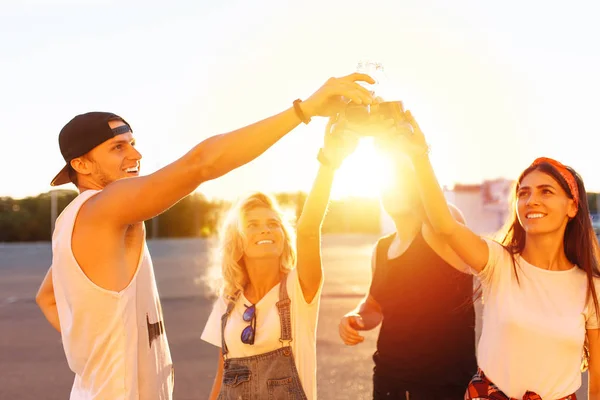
top-left (331, 137), bottom-right (394, 200)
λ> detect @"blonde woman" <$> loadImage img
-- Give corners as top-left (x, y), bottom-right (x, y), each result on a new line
top-left (201, 113), bottom-right (361, 400)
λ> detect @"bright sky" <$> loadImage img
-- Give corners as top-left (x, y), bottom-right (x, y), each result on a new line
top-left (2, 0), bottom-right (599, 200)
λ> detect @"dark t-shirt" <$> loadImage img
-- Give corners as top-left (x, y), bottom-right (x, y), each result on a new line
top-left (369, 230), bottom-right (477, 391)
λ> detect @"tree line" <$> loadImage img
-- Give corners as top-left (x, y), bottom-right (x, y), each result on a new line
top-left (0, 190), bottom-right (384, 242)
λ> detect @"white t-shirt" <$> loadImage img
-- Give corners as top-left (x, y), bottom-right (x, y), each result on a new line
top-left (476, 238), bottom-right (600, 399)
top-left (201, 268), bottom-right (323, 400)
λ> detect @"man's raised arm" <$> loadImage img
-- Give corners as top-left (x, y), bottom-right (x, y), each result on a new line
top-left (88, 73), bottom-right (375, 227)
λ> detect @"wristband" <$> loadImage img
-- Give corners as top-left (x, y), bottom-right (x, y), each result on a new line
top-left (317, 148), bottom-right (339, 170)
top-left (293, 99), bottom-right (311, 125)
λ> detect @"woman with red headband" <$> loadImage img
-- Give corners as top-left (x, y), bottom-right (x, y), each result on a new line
top-left (387, 110), bottom-right (600, 399)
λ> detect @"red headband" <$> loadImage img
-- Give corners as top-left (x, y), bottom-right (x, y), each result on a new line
top-left (530, 157), bottom-right (579, 209)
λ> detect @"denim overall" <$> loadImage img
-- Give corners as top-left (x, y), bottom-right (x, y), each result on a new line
top-left (217, 274), bottom-right (308, 400)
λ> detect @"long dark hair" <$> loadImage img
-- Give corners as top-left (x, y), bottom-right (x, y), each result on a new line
top-left (499, 160), bottom-right (600, 323)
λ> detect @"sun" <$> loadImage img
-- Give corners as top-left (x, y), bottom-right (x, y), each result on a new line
top-left (331, 137), bottom-right (394, 200)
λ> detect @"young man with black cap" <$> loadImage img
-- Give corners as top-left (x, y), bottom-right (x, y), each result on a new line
top-left (35, 72), bottom-right (375, 400)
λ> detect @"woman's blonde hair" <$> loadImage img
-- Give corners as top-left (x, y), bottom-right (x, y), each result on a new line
top-left (218, 192), bottom-right (296, 300)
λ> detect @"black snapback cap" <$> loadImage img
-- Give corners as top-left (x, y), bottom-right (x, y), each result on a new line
top-left (51, 112), bottom-right (132, 186)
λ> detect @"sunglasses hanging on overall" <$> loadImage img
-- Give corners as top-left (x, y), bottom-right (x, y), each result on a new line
top-left (241, 304), bottom-right (256, 345)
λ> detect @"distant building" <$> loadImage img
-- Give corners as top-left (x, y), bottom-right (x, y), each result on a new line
top-left (380, 178), bottom-right (514, 236)
top-left (592, 213), bottom-right (600, 238)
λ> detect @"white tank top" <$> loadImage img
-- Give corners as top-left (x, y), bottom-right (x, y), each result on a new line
top-left (51, 190), bottom-right (174, 400)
